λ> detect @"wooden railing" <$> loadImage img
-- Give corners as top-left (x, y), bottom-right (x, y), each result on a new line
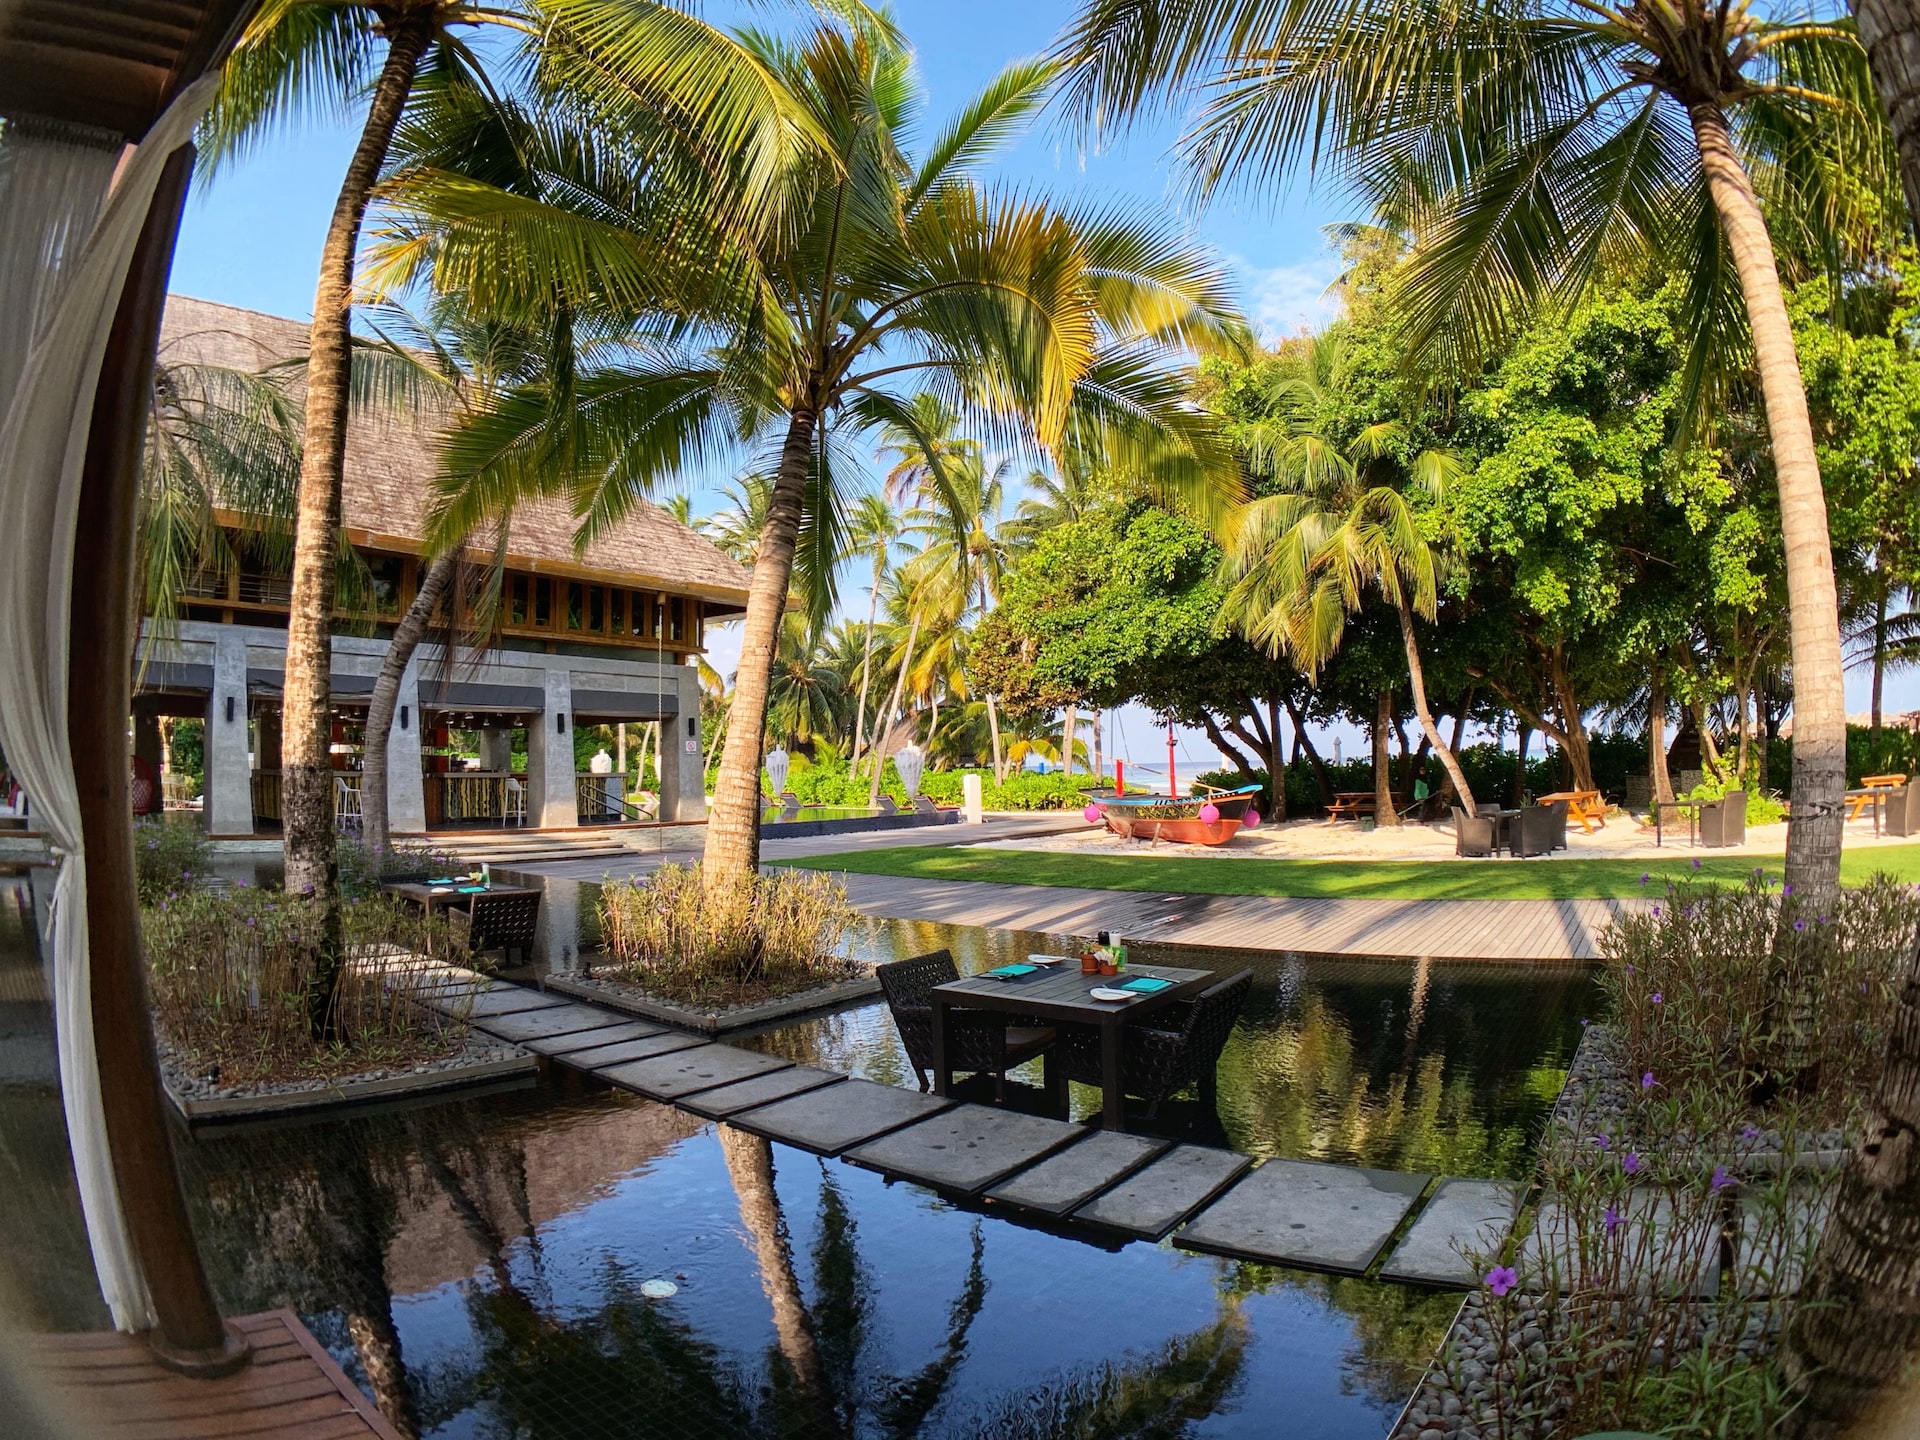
top-left (435, 772), bottom-right (510, 823)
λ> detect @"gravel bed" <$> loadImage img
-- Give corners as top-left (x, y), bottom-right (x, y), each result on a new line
top-left (566, 961), bottom-right (870, 1018)
top-left (157, 1026), bottom-right (522, 1102)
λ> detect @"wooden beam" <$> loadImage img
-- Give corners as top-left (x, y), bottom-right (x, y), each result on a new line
top-left (70, 143), bottom-right (249, 1376)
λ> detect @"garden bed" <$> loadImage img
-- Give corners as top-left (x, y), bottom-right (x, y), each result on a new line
top-left (548, 965), bottom-right (880, 1035)
top-left (157, 1028), bottom-right (536, 1122)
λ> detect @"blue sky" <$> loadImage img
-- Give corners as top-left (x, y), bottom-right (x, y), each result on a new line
top-left (165, 1), bottom-right (1906, 769)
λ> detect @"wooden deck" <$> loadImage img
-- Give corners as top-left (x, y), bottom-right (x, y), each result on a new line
top-left (24, 1309), bottom-right (402, 1440)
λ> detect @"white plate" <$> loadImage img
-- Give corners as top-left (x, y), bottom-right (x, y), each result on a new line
top-left (1024, 954), bottom-right (1064, 966)
top-left (1088, 987), bottom-right (1134, 1002)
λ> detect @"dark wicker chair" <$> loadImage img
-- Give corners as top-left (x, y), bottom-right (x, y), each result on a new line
top-left (876, 950), bottom-right (1055, 1098)
top-left (1057, 969), bottom-right (1254, 1118)
top-left (1545, 799), bottom-right (1570, 851)
top-left (1510, 803), bottom-right (1557, 858)
top-left (1455, 807), bottom-right (1499, 858)
top-left (449, 890), bottom-right (541, 969)
top-left (1698, 790), bottom-right (1745, 848)
top-left (1887, 783), bottom-right (1920, 838)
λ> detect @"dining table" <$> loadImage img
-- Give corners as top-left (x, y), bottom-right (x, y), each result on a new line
top-left (929, 958), bottom-right (1217, 1130)
top-left (381, 879), bottom-right (542, 915)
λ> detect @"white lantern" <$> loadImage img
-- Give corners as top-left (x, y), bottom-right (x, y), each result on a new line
top-left (895, 743), bottom-right (925, 798)
top-left (765, 746), bottom-right (790, 796)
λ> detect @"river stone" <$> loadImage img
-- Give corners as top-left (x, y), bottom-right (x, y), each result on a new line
top-left (1072, 1144), bottom-right (1252, 1240)
top-left (1177, 1158), bottom-right (1430, 1275)
top-left (845, 1105), bottom-right (1086, 1195)
top-left (1378, 1178), bottom-right (1520, 1287)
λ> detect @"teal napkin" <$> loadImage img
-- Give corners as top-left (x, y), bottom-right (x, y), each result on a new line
top-left (426, 878), bottom-right (456, 885)
top-left (987, 963), bottom-right (1038, 978)
top-left (457, 885), bottom-right (488, 894)
top-left (1119, 975), bottom-right (1172, 993)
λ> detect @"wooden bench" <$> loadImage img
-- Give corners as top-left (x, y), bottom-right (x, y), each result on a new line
top-left (1325, 792), bottom-right (1377, 823)
top-left (1537, 789), bottom-right (1605, 833)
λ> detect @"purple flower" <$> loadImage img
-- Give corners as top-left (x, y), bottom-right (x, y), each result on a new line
top-left (1783, 883), bottom-right (1793, 896)
top-left (1639, 873), bottom-right (1650, 885)
top-left (1650, 992), bottom-right (1663, 1005)
top-left (1793, 919), bottom-right (1806, 933)
top-left (1623, 1151), bottom-right (1641, 1175)
top-left (1604, 1205), bottom-right (1625, 1236)
top-left (1642, 1071), bottom-right (1657, 1089)
top-left (1580, 1017), bottom-right (1590, 1027)
top-left (1652, 907), bottom-right (1662, 917)
top-left (1742, 1125), bottom-right (1761, 1140)
top-left (1592, 1133), bottom-right (1611, 1150)
top-left (1692, 857), bottom-right (1702, 869)
top-left (1485, 1264), bottom-right (1518, 1297)
top-left (1711, 1166), bottom-right (1732, 1192)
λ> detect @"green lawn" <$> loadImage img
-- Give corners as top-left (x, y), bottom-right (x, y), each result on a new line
top-left (777, 842), bottom-right (1920, 901)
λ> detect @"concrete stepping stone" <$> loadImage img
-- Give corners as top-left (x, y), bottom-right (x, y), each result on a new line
top-left (1072, 1145), bottom-right (1251, 1240)
top-left (600, 1045), bottom-right (791, 1102)
top-left (463, 987), bottom-right (569, 1018)
top-left (562, 1031), bottom-right (708, 1068)
top-left (728, 1077), bottom-right (951, 1157)
top-left (1177, 1159), bottom-right (1431, 1276)
top-left (522, 1021), bottom-right (665, 1059)
top-left (678, 1065), bottom-right (847, 1119)
top-left (1377, 1178), bottom-right (1519, 1287)
top-left (471, 1004), bottom-right (629, 1044)
top-left (985, 1131), bottom-right (1168, 1216)
top-left (845, 1105), bottom-right (1087, 1196)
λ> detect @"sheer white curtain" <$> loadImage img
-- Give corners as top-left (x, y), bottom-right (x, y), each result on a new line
top-left (0, 77), bottom-right (217, 1332)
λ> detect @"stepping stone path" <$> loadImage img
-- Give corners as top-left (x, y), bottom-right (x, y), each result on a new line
top-left (1178, 1159), bottom-right (1431, 1276)
top-left (394, 962), bottom-right (1526, 1286)
top-left (729, 1077), bottom-right (950, 1157)
top-left (846, 1105), bottom-right (1086, 1195)
top-left (1074, 1145), bottom-right (1252, 1240)
top-left (985, 1131), bottom-right (1168, 1216)
top-left (1378, 1179), bottom-right (1517, 1287)
top-left (600, 1046), bottom-right (792, 1102)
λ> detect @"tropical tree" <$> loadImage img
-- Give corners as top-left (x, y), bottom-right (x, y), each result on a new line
top-left (397, 16), bottom-right (1246, 890)
top-left (1216, 331), bottom-right (1477, 818)
top-left (208, 0), bottom-right (823, 1021)
top-left (843, 491), bottom-right (915, 774)
top-left (1055, 0), bottom-right (1899, 907)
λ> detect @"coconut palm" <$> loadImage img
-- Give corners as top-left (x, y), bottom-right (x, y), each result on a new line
top-left (1055, 0), bottom-right (1898, 903)
top-left (395, 17), bottom-right (1246, 888)
top-left (766, 614), bottom-right (854, 752)
top-left (843, 492), bottom-right (915, 772)
top-left (207, 0), bottom-right (826, 1023)
top-left (1218, 332), bottom-right (1477, 817)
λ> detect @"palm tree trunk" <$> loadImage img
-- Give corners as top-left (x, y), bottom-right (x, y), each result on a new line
top-left (1061, 704), bottom-right (1078, 778)
top-left (868, 613), bottom-right (920, 807)
top-left (1395, 595), bottom-right (1475, 813)
top-left (1781, 929), bottom-right (1920, 1437)
top-left (1372, 688), bottom-right (1399, 826)
top-left (706, 408), bottom-right (816, 885)
top-left (850, 562), bottom-right (882, 772)
top-left (1650, 665), bottom-right (1675, 806)
top-left (1873, 578), bottom-right (1889, 741)
top-left (362, 550), bottom-right (455, 855)
top-left (1690, 98), bottom-right (1847, 910)
top-left (284, 15), bottom-right (434, 1033)
top-left (986, 692), bottom-right (1005, 783)
top-left (717, 1125), bottom-right (824, 1396)
top-left (1853, 0), bottom-right (1920, 226)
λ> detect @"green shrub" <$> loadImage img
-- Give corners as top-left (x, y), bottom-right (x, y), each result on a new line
top-left (143, 887), bottom-right (461, 1085)
top-left (134, 817), bottom-right (214, 904)
top-left (1673, 772), bottom-right (1787, 826)
top-left (734, 755), bottom-right (1099, 811)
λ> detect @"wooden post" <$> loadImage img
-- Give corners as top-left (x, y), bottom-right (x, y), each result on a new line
top-left (69, 143), bottom-right (249, 1376)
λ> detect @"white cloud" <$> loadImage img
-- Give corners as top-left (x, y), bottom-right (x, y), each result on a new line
top-left (1229, 254), bottom-right (1345, 343)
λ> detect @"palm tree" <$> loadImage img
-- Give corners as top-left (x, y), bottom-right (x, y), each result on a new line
top-left (766, 614), bottom-right (853, 752)
top-left (208, 0), bottom-right (823, 1016)
top-left (1218, 333), bottom-right (1477, 817)
top-left (842, 492), bottom-right (914, 773)
top-left (1055, 0), bottom-right (1897, 905)
top-left (397, 17), bottom-right (1246, 890)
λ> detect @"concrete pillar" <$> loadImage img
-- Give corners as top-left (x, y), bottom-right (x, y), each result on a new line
top-left (204, 629), bottom-right (251, 835)
top-left (524, 669), bottom-right (577, 827)
top-left (388, 660), bottom-right (426, 833)
top-left (663, 667), bottom-right (705, 822)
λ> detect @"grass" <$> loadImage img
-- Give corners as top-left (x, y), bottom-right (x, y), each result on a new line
top-left (776, 842), bottom-right (1920, 900)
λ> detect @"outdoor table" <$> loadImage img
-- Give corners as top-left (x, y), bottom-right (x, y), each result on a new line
top-left (1536, 789), bottom-right (1605, 833)
top-left (930, 960), bottom-right (1217, 1131)
top-left (382, 879), bottom-right (541, 915)
top-left (1845, 788), bottom-right (1890, 837)
top-left (1490, 808), bottom-right (1523, 852)
top-left (1650, 798), bottom-right (1698, 848)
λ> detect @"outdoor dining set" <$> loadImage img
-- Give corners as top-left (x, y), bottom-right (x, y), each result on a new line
top-left (380, 874), bottom-right (544, 969)
top-left (877, 948), bottom-right (1252, 1132)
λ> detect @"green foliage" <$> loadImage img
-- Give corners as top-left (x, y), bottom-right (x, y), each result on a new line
top-left (753, 754), bottom-right (1098, 811)
top-left (167, 719), bottom-right (205, 789)
top-left (335, 835), bottom-right (462, 900)
top-left (1677, 772), bottom-right (1788, 827)
top-left (1845, 724), bottom-right (1920, 785)
top-left (134, 818), bottom-right (215, 905)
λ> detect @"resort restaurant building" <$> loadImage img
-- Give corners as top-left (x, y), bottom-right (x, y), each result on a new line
top-left (134, 297), bottom-right (753, 836)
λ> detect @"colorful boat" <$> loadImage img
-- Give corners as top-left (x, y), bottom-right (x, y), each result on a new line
top-left (1094, 784), bottom-right (1261, 845)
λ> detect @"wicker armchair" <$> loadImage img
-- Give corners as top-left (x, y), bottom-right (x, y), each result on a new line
top-left (1057, 969), bottom-right (1254, 1118)
top-left (1454, 807), bottom-right (1499, 858)
top-left (877, 949), bottom-right (1055, 1098)
top-left (1698, 790), bottom-right (1745, 848)
top-left (1510, 804), bottom-right (1557, 858)
top-left (1545, 799), bottom-right (1570, 851)
top-left (449, 890), bottom-right (541, 969)
top-left (1888, 783), bottom-right (1920, 838)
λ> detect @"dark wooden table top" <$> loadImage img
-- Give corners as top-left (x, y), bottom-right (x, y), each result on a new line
top-left (933, 960), bottom-right (1215, 1025)
top-left (383, 880), bottom-right (541, 908)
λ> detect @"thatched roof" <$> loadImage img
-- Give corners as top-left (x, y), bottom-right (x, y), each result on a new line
top-left (156, 294), bottom-right (754, 609)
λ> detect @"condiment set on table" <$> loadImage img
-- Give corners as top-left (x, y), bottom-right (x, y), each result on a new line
top-left (427, 863), bottom-right (492, 895)
top-left (977, 929), bottom-right (1174, 1002)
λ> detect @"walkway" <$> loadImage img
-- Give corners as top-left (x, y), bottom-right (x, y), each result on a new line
top-left (23, 1309), bottom-right (404, 1439)
top-left (399, 964), bottom-right (1520, 1291)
